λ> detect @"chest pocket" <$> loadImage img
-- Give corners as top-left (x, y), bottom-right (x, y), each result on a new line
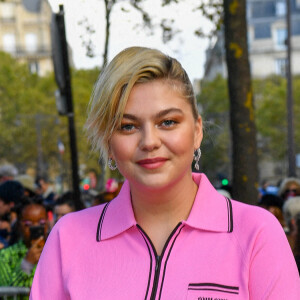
top-left (186, 282), bottom-right (239, 300)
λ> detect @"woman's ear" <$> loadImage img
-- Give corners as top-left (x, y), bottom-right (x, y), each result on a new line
top-left (194, 116), bottom-right (203, 149)
top-left (107, 143), bottom-right (113, 160)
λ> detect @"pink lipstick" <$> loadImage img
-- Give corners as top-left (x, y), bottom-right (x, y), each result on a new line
top-left (137, 158), bottom-right (167, 169)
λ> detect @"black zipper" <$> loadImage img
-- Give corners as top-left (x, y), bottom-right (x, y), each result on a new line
top-left (137, 222), bottom-right (182, 300)
top-left (150, 254), bottom-right (162, 300)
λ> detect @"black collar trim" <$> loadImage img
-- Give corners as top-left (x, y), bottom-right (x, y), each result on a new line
top-left (225, 197), bottom-right (233, 233)
top-left (96, 202), bottom-right (110, 242)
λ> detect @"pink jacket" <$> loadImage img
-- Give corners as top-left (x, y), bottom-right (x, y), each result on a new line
top-left (30, 173), bottom-right (300, 299)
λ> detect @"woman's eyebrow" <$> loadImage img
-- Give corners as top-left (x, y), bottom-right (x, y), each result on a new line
top-left (123, 108), bottom-right (184, 121)
top-left (122, 114), bottom-right (137, 121)
top-left (156, 108), bottom-right (184, 118)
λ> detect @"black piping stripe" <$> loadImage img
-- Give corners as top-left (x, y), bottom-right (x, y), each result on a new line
top-left (96, 202), bottom-right (110, 242)
top-left (188, 282), bottom-right (239, 290)
top-left (225, 197), bottom-right (230, 232)
top-left (136, 225), bottom-right (158, 257)
top-left (188, 288), bottom-right (239, 295)
top-left (148, 222), bottom-right (182, 300)
top-left (137, 227), bottom-right (153, 300)
top-left (136, 225), bottom-right (160, 300)
top-left (158, 224), bottom-right (185, 300)
top-left (225, 197), bottom-right (233, 233)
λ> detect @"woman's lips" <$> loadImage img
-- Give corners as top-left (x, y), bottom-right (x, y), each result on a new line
top-left (137, 158), bottom-right (168, 169)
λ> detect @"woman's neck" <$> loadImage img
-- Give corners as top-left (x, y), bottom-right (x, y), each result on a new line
top-left (130, 174), bottom-right (198, 254)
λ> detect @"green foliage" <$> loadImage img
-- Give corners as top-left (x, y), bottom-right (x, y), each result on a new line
top-left (254, 75), bottom-right (300, 160)
top-left (198, 74), bottom-right (300, 180)
top-left (197, 75), bottom-right (230, 183)
top-left (0, 51), bottom-right (62, 173)
top-left (0, 51), bottom-right (101, 183)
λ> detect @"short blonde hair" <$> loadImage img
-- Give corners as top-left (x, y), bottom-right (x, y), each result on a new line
top-left (85, 46), bottom-right (199, 162)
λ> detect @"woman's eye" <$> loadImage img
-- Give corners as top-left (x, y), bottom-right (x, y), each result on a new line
top-left (120, 124), bottom-right (135, 131)
top-left (161, 120), bottom-right (177, 127)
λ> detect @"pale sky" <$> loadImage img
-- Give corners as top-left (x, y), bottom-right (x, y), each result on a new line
top-left (48, 0), bottom-right (212, 82)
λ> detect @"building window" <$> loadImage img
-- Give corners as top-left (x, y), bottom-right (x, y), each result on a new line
top-left (252, 2), bottom-right (275, 18)
top-left (29, 61), bottom-right (39, 74)
top-left (275, 58), bottom-right (287, 76)
top-left (292, 19), bottom-right (300, 35)
top-left (3, 33), bottom-right (16, 53)
top-left (276, 1), bottom-right (286, 16)
top-left (247, 3), bottom-right (252, 19)
top-left (275, 28), bottom-right (287, 49)
top-left (1, 3), bottom-right (15, 19)
top-left (25, 33), bottom-right (38, 52)
top-left (254, 23), bottom-right (271, 39)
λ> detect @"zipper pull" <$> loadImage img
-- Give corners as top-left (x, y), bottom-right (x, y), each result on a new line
top-left (155, 255), bottom-right (160, 271)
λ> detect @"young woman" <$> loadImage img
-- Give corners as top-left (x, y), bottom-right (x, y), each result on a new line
top-left (30, 47), bottom-right (299, 299)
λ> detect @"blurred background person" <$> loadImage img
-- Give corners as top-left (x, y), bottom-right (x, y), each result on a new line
top-left (16, 174), bottom-right (37, 198)
top-left (34, 175), bottom-right (56, 207)
top-left (278, 177), bottom-right (300, 203)
top-left (0, 164), bottom-right (18, 183)
top-left (0, 180), bottom-right (25, 248)
top-left (91, 179), bottom-right (124, 206)
top-left (258, 179), bottom-right (279, 201)
top-left (0, 197), bottom-right (48, 288)
top-left (34, 175), bottom-right (56, 228)
top-left (258, 193), bottom-right (286, 230)
top-left (283, 196), bottom-right (300, 274)
top-left (294, 213), bottom-right (300, 275)
top-left (53, 191), bottom-right (75, 224)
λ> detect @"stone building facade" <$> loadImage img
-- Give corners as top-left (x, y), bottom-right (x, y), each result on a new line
top-left (0, 0), bottom-right (52, 76)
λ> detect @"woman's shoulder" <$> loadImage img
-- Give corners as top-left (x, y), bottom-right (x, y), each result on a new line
top-left (230, 199), bottom-right (288, 251)
top-left (231, 199), bottom-right (282, 231)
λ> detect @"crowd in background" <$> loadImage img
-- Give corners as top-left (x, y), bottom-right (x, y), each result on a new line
top-left (257, 177), bottom-right (300, 273)
top-left (0, 163), bottom-right (123, 292)
top-left (0, 162), bottom-right (299, 292)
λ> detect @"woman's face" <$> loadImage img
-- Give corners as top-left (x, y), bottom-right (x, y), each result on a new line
top-left (109, 80), bottom-right (202, 192)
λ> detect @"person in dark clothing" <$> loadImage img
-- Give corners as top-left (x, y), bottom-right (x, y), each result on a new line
top-left (0, 180), bottom-right (25, 248)
top-left (34, 176), bottom-right (56, 207)
top-left (294, 213), bottom-right (300, 275)
top-left (283, 196), bottom-right (300, 275)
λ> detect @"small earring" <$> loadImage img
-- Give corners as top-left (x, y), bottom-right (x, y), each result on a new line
top-left (193, 148), bottom-right (201, 171)
top-left (108, 158), bottom-right (117, 171)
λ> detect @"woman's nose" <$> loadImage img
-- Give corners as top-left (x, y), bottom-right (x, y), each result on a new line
top-left (139, 125), bottom-right (161, 151)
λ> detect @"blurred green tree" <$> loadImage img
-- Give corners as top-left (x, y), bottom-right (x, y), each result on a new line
top-left (197, 74), bottom-right (300, 184)
top-left (0, 51), bottom-right (102, 187)
top-left (198, 75), bottom-right (230, 184)
top-left (254, 75), bottom-right (300, 164)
